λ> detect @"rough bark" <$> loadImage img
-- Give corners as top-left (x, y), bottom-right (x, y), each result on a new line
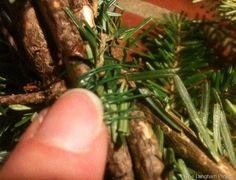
top-left (33, 0), bottom-right (83, 57)
top-left (2, 0), bottom-right (56, 81)
top-left (127, 115), bottom-right (164, 180)
top-left (34, 0), bottom-right (92, 86)
top-left (105, 141), bottom-right (134, 180)
top-left (0, 0), bottom-right (91, 104)
top-left (0, 81), bottom-right (67, 105)
top-left (0, 91), bottom-right (45, 105)
top-left (105, 110), bottom-right (165, 180)
top-left (144, 106), bottom-right (236, 180)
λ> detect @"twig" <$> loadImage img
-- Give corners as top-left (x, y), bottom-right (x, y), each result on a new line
top-left (0, 92), bottom-right (45, 105)
top-left (144, 106), bottom-right (236, 179)
top-left (127, 112), bottom-right (164, 180)
top-left (105, 140), bottom-right (134, 180)
top-left (0, 80), bottom-right (67, 105)
top-left (34, 0), bottom-right (87, 59)
top-left (97, 33), bottom-right (107, 67)
top-left (3, 0), bottom-right (56, 81)
top-left (34, 0), bottom-right (92, 86)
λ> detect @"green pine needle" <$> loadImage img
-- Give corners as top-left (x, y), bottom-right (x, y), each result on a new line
top-left (178, 159), bottom-right (194, 180)
top-left (174, 75), bottom-right (219, 161)
top-left (199, 82), bottom-right (210, 126)
top-left (214, 90), bottom-right (236, 168)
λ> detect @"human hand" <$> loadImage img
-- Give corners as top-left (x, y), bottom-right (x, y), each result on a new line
top-left (0, 89), bottom-right (108, 179)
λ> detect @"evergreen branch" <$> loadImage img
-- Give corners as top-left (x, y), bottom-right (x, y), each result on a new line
top-left (219, 0), bottom-right (236, 21)
top-left (1, 0), bottom-right (236, 178)
top-left (138, 88), bottom-right (182, 132)
top-left (174, 75), bottom-right (219, 161)
top-left (132, 12), bottom-right (236, 175)
top-left (145, 105), bottom-right (236, 179)
top-left (192, 0), bottom-right (236, 21)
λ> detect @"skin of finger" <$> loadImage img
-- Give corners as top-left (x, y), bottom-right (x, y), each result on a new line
top-left (0, 89), bottom-right (108, 179)
top-left (34, 89), bottom-right (105, 152)
top-left (19, 108), bottom-right (49, 143)
top-left (0, 123), bottom-right (108, 180)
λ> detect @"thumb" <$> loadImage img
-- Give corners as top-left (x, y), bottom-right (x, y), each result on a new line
top-left (0, 89), bottom-right (108, 180)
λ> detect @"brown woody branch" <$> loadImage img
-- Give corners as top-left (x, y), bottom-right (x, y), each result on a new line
top-left (2, 0), bottom-right (56, 82)
top-left (0, 91), bottom-right (45, 105)
top-left (33, 0), bottom-right (93, 86)
top-left (143, 106), bottom-right (236, 179)
top-left (105, 140), bottom-right (134, 180)
top-left (105, 110), bottom-right (164, 180)
top-left (127, 113), bottom-right (164, 180)
top-left (0, 80), bottom-right (67, 105)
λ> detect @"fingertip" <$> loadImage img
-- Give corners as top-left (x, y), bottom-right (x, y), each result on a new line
top-left (35, 88), bottom-right (105, 152)
top-left (0, 88), bottom-right (108, 179)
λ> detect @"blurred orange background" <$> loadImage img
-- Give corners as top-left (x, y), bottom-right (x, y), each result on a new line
top-left (118, 0), bottom-right (214, 27)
